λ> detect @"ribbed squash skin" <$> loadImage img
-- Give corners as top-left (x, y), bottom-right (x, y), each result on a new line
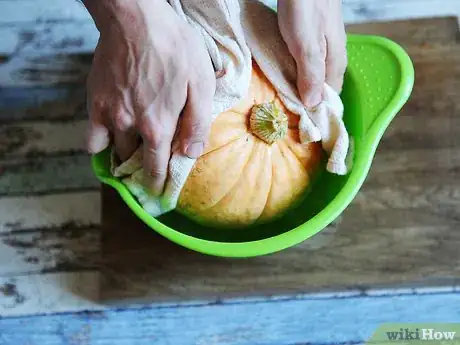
top-left (177, 63), bottom-right (323, 228)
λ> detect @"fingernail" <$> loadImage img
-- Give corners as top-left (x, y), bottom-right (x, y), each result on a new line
top-left (88, 135), bottom-right (109, 154)
top-left (306, 92), bottom-right (322, 108)
top-left (87, 126), bottom-right (109, 154)
top-left (186, 142), bottom-right (204, 159)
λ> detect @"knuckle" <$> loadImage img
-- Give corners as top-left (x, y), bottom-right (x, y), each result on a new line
top-left (113, 111), bottom-right (133, 131)
top-left (291, 37), bottom-right (324, 62)
top-left (148, 166), bottom-right (168, 178)
top-left (188, 121), bottom-right (210, 140)
top-left (297, 54), bottom-right (325, 82)
top-left (144, 131), bottom-right (164, 149)
top-left (151, 135), bottom-right (166, 150)
top-left (304, 48), bottom-right (326, 68)
top-left (140, 121), bottom-right (172, 149)
top-left (90, 96), bottom-right (105, 111)
top-left (290, 40), bottom-right (309, 60)
top-left (87, 97), bottom-right (105, 120)
top-left (138, 123), bottom-right (154, 144)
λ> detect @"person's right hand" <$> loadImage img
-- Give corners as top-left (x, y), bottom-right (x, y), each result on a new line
top-left (85, 0), bottom-right (216, 195)
top-left (277, 0), bottom-right (347, 108)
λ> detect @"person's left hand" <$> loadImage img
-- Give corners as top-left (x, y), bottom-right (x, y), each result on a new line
top-left (85, 0), bottom-right (216, 196)
top-left (277, 0), bottom-right (348, 108)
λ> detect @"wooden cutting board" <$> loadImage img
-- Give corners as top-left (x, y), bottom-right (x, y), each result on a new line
top-left (100, 17), bottom-right (460, 304)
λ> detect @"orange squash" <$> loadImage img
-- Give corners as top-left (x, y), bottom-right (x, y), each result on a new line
top-left (176, 62), bottom-right (323, 227)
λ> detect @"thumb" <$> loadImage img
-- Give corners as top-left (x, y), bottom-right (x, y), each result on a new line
top-left (295, 46), bottom-right (326, 109)
top-left (87, 121), bottom-right (110, 154)
top-left (87, 101), bottom-right (110, 154)
top-left (179, 83), bottom-right (214, 159)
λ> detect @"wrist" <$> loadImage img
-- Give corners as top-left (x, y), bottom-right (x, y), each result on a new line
top-left (82, 0), bottom-right (146, 32)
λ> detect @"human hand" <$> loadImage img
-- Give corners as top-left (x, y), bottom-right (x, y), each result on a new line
top-left (85, 0), bottom-right (216, 195)
top-left (277, 0), bottom-right (347, 108)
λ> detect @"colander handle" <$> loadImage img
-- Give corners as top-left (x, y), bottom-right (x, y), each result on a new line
top-left (347, 34), bottom-right (415, 138)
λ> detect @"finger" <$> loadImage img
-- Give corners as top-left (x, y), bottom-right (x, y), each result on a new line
top-left (113, 127), bottom-right (138, 161)
top-left (111, 104), bottom-right (138, 161)
top-left (138, 87), bottom-right (185, 196)
top-left (294, 37), bottom-right (327, 109)
top-left (138, 68), bottom-right (189, 196)
top-left (179, 78), bottom-right (215, 159)
top-left (325, 30), bottom-right (348, 93)
top-left (87, 99), bottom-right (110, 154)
top-left (140, 118), bottom-right (174, 196)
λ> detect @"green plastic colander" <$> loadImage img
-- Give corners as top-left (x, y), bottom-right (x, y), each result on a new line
top-left (91, 34), bottom-right (414, 258)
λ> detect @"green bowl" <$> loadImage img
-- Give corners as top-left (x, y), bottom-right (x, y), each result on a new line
top-left (92, 34), bottom-right (414, 258)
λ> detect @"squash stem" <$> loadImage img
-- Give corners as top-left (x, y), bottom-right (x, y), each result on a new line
top-left (249, 101), bottom-right (288, 144)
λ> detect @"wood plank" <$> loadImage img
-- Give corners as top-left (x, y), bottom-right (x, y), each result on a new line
top-left (379, 115), bottom-right (460, 150)
top-left (342, 0), bottom-right (460, 24)
top-left (0, 84), bottom-right (87, 123)
top-left (352, 177), bottom-right (460, 213)
top-left (0, 154), bottom-right (98, 196)
top-left (0, 192), bottom-right (100, 233)
top-left (0, 21), bottom-right (98, 56)
top-left (0, 263), bottom-right (456, 318)
top-left (0, 53), bottom-right (91, 87)
top-left (0, 271), bottom-right (100, 316)
top-left (346, 16), bottom-right (460, 44)
top-left (0, 226), bottom-right (99, 276)
top-left (0, 0), bottom-right (90, 25)
top-left (0, 120), bottom-right (87, 158)
top-left (370, 148), bottom-right (460, 173)
top-left (1, 291), bottom-right (460, 344)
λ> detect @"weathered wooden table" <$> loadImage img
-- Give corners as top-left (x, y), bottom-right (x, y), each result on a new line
top-left (0, 17), bottom-right (460, 344)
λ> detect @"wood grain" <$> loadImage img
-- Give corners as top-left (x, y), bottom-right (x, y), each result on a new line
top-left (1, 292), bottom-right (460, 345)
top-left (0, 21), bottom-right (98, 56)
top-left (100, 18), bottom-right (460, 303)
top-left (0, 154), bottom-right (98, 196)
top-left (0, 120), bottom-right (87, 158)
top-left (0, 225), bottom-right (99, 275)
top-left (346, 16), bottom-right (460, 44)
top-left (0, 84), bottom-right (87, 122)
top-left (0, 192), bottom-right (100, 233)
top-left (0, 271), bottom-right (101, 316)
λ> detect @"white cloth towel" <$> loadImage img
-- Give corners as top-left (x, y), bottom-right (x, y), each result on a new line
top-left (111, 0), bottom-right (352, 217)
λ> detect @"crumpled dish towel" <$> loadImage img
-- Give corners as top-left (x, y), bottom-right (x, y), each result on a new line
top-left (111, 0), bottom-right (352, 217)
